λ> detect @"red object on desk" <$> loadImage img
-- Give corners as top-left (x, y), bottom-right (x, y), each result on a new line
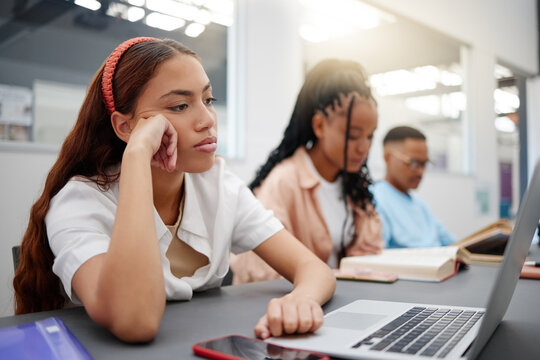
top-left (520, 265), bottom-right (540, 279)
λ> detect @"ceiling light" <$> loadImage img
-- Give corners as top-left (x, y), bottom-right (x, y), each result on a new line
top-left (146, 0), bottom-right (198, 21)
top-left (185, 23), bottom-right (206, 38)
top-left (203, 0), bottom-right (233, 14)
top-left (495, 116), bottom-right (516, 133)
top-left (299, 24), bottom-right (328, 43)
top-left (74, 0), bottom-right (101, 11)
top-left (107, 3), bottom-right (145, 22)
top-left (494, 88), bottom-right (520, 114)
top-left (194, 9), bottom-right (211, 25)
top-left (441, 92), bottom-right (465, 119)
top-left (210, 13), bottom-right (233, 27)
top-left (405, 95), bottom-right (440, 116)
top-left (127, 6), bottom-right (145, 22)
top-left (440, 70), bottom-right (463, 86)
top-left (299, 0), bottom-right (395, 42)
top-left (126, 0), bottom-right (145, 6)
top-left (370, 69), bottom-right (437, 96)
top-left (494, 64), bottom-right (513, 79)
top-left (145, 12), bottom-right (186, 31)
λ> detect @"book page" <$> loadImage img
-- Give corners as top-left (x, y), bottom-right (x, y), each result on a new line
top-left (340, 249), bottom-right (458, 281)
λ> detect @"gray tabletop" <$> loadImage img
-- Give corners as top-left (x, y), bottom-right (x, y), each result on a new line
top-left (2, 246), bottom-right (540, 360)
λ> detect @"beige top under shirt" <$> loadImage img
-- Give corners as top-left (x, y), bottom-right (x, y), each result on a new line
top-left (165, 196), bottom-right (209, 278)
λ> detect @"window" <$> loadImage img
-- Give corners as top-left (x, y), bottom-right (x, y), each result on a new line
top-left (0, 0), bottom-right (235, 155)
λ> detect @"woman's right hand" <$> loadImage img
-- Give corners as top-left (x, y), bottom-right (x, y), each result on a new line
top-left (126, 114), bottom-right (178, 172)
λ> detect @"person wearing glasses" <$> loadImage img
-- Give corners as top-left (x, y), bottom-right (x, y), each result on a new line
top-left (371, 126), bottom-right (456, 248)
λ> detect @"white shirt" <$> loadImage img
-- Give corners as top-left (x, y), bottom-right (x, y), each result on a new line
top-left (46, 157), bottom-right (283, 304)
top-left (306, 156), bottom-right (353, 268)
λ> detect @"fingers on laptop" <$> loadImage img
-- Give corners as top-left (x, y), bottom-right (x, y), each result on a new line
top-left (254, 296), bottom-right (324, 338)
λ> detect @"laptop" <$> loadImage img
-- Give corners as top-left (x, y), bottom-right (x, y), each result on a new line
top-left (269, 159), bottom-right (540, 359)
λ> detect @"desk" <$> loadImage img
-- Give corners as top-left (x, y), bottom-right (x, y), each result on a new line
top-left (1, 246), bottom-right (540, 360)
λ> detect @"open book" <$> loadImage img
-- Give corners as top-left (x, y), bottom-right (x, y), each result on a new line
top-left (339, 246), bottom-right (471, 282)
top-left (454, 219), bottom-right (513, 264)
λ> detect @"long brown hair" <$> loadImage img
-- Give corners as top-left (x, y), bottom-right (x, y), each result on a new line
top-left (13, 38), bottom-right (199, 314)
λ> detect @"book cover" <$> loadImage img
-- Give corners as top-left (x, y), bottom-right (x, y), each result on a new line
top-left (0, 317), bottom-right (93, 359)
top-left (455, 219), bottom-right (513, 262)
top-left (339, 246), bottom-right (469, 282)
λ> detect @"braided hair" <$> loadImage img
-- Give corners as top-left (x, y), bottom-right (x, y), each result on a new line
top-left (249, 59), bottom-right (376, 256)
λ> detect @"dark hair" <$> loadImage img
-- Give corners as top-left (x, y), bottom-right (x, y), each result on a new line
top-left (249, 58), bottom-right (376, 256)
top-left (13, 38), bottom-right (198, 314)
top-left (383, 126), bottom-right (426, 145)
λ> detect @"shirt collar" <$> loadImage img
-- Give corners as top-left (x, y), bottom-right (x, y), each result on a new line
top-left (152, 173), bottom-right (209, 241)
top-left (293, 147), bottom-right (320, 190)
top-left (178, 172), bottom-right (209, 239)
top-left (383, 180), bottom-right (412, 199)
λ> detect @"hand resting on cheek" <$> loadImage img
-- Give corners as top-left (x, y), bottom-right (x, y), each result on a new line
top-left (128, 113), bottom-right (178, 172)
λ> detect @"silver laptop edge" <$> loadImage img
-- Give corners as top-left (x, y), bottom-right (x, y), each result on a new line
top-left (466, 158), bottom-right (540, 359)
top-left (268, 159), bottom-right (540, 359)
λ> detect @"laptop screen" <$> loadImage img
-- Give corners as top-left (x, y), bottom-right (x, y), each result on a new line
top-left (467, 159), bottom-right (540, 359)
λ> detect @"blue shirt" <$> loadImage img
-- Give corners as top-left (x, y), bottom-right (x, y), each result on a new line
top-left (371, 180), bottom-right (456, 248)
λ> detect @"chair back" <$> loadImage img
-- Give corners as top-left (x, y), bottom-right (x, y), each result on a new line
top-left (12, 245), bottom-right (21, 272)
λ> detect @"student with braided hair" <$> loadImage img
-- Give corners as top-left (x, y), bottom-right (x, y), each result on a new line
top-left (230, 59), bottom-right (384, 284)
top-left (13, 37), bottom-right (335, 342)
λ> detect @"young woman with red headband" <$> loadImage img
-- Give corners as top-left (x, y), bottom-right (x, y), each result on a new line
top-left (13, 38), bottom-right (335, 342)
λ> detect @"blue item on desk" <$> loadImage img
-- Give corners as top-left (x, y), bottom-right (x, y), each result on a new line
top-left (0, 317), bottom-right (93, 359)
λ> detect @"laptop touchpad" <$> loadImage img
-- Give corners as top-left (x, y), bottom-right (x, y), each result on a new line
top-left (324, 312), bottom-right (386, 330)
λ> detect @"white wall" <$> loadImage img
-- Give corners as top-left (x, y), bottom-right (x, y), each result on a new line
top-left (369, 0), bottom-right (538, 75)
top-left (0, 144), bottom-right (58, 316)
top-left (226, 0), bottom-right (303, 181)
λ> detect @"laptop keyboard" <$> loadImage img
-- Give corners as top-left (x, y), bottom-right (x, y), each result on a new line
top-left (352, 306), bottom-right (484, 358)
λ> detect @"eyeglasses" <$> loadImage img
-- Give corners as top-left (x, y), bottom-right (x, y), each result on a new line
top-left (392, 151), bottom-right (431, 170)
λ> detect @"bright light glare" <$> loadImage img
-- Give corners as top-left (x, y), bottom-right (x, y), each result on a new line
top-left (146, 0), bottom-right (197, 21)
top-left (145, 12), bottom-right (186, 31)
top-left (107, 3), bottom-right (145, 22)
top-left (441, 92), bottom-right (465, 118)
top-left (299, 0), bottom-right (395, 42)
top-left (405, 95), bottom-right (440, 116)
top-left (194, 9), bottom-right (211, 25)
top-left (494, 88), bottom-right (520, 114)
top-left (210, 13), bottom-right (233, 26)
top-left (128, 6), bottom-right (145, 22)
top-left (203, 0), bottom-right (233, 14)
top-left (370, 69), bottom-right (437, 96)
top-left (299, 24), bottom-right (328, 43)
top-left (185, 22), bottom-right (206, 37)
top-left (107, 2), bottom-right (129, 18)
top-left (494, 64), bottom-right (513, 79)
top-left (495, 116), bottom-right (516, 132)
top-left (440, 70), bottom-right (463, 86)
top-left (126, 0), bottom-right (145, 6)
top-left (74, 0), bottom-right (101, 11)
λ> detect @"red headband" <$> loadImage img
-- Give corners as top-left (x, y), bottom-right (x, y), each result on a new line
top-left (101, 37), bottom-right (158, 115)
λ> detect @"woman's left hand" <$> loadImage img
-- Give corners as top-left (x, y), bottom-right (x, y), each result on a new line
top-left (254, 294), bottom-right (324, 339)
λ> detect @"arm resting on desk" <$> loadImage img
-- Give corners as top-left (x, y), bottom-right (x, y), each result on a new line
top-left (70, 148), bottom-right (167, 343)
top-left (252, 229), bottom-right (336, 338)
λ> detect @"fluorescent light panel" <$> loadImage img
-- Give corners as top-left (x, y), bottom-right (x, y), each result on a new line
top-left (299, 0), bottom-right (396, 42)
top-left (185, 22), bottom-right (205, 37)
top-left (145, 12), bottom-right (186, 31)
top-left (146, 0), bottom-right (198, 21)
top-left (74, 0), bottom-right (101, 11)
